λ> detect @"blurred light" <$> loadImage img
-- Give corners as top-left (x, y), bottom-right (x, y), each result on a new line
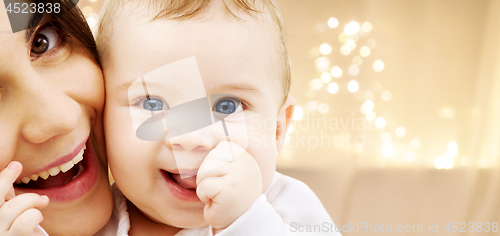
top-left (328, 17), bottom-right (339, 28)
top-left (86, 17), bottom-right (97, 29)
top-left (287, 124), bottom-right (294, 134)
top-left (404, 151), bottom-right (416, 162)
top-left (373, 59), bottom-right (385, 72)
top-left (90, 0), bottom-right (98, 2)
top-left (382, 140), bottom-right (393, 157)
top-left (320, 43), bottom-right (332, 55)
top-left (338, 33), bottom-right (349, 44)
top-left (309, 79), bottom-right (323, 90)
top-left (360, 46), bottom-right (371, 57)
top-left (344, 21), bottom-right (360, 35)
top-left (365, 111), bottom-right (376, 121)
top-left (435, 157), bottom-right (453, 170)
top-left (327, 82), bottom-right (339, 94)
top-left (444, 141), bottom-right (458, 158)
top-left (460, 156), bottom-right (470, 166)
top-left (362, 22), bottom-right (373, 32)
top-left (82, 6), bottom-right (93, 18)
top-left (409, 137), bottom-right (422, 150)
top-left (395, 127), bottom-right (406, 137)
top-left (440, 107), bottom-right (456, 119)
top-left (362, 100), bottom-right (375, 112)
top-left (340, 45), bottom-right (351, 55)
top-left (364, 90), bottom-right (375, 100)
top-left (382, 91), bottom-right (393, 101)
top-left (381, 132), bottom-right (391, 141)
top-left (375, 117), bottom-right (386, 129)
top-left (476, 159), bottom-right (491, 169)
top-left (321, 72), bottom-right (332, 83)
top-left (285, 135), bottom-right (291, 145)
top-left (346, 39), bottom-right (356, 50)
top-left (318, 103), bottom-right (329, 114)
top-left (348, 80), bottom-right (359, 93)
top-left (293, 106), bottom-right (304, 120)
top-left (330, 66), bottom-right (343, 78)
top-left (367, 38), bottom-right (377, 48)
top-left (307, 100), bottom-right (319, 111)
top-left (353, 56), bottom-right (363, 66)
top-left (373, 81), bottom-right (383, 92)
top-left (315, 57), bottom-right (330, 71)
top-left (348, 65), bottom-right (359, 76)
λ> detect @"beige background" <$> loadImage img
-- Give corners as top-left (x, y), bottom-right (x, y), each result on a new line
top-left (78, 0), bottom-right (500, 235)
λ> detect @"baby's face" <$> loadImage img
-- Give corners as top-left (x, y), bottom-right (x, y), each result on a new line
top-left (103, 11), bottom-right (290, 227)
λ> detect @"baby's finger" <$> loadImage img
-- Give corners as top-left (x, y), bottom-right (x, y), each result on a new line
top-left (0, 162), bottom-right (22, 200)
top-left (7, 208), bottom-right (43, 236)
top-left (196, 177), bottom-right (226, 205)
top-left (0, 194), bottom-right (49, 232)
top-left (5, 186), bottom-right (15, 201)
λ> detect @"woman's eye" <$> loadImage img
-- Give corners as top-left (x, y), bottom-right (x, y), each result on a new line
top-left (31, 27), bottom-right (59, 55)
top-left (142, 98), bottom-right (164, 111)
top-left (213, 99), bottom-right (241, 114)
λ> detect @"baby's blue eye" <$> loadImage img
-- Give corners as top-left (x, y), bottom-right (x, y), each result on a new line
top-left (143, 98), bottom-right (163, 111)
top-left (214, 99), bottom-right (237, 114)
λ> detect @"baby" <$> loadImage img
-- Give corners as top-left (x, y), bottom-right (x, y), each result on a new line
top-left (96, 0), bottom-right (340, 235)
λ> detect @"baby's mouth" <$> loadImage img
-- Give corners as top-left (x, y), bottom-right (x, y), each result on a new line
top-left (14, 145), bottom-right (86, 189)
top-left (168, 172), bottom-right (197, 190)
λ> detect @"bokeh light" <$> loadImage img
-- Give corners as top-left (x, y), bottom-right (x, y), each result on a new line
top-left (362, 22), bottom-right (373, 32)
top-left (318, 103), bottom-right (330, 114)
top-left (307, 100), bottom-right (319, 111)
top-left (381, 132), bottom-right (391, 141)
top-left (293, 106), bottom-right (304, 120)
top-left (348, 80), bottom-right (359, 93)
top-left (309, 79), bottom-right (323, 90)
top-left (353, 56), bottom-right (363, 66)
top-left (366, 111), bottom-right (376, 121)
top-left (328, 17), bottom-right (339, 28)
top-left (373, 59), bottom-right (385, 72)
top-left (320, 43), bottom-right (332, 55)
top-left (344, 21), bottom-right (360, 35)
top-left (340, 44), bottom-right (352, 55)
top-left (375, 117), bottom-right (386, 128)
top-left (330, 66), bottom-right (343, 78)
top-left (382, 140), bottom-right (394, 157)
top-left (382, 91), bottom-right (393, 101)
top-left (360, 46), bottom-right (371, 57)
top-left (327, 82), bottom-right (339, 94)
top-left (315, 57), bottom-right (330, 71)
top-left (395, 127), bottom-right (406, 137)
top-left (321, 72), bottom-right (332, 83)
top-left (348, 65), bottom-right (360, 76)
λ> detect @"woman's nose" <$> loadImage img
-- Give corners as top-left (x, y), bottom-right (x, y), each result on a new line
top-left (20, 79), bottom-right (81, 144)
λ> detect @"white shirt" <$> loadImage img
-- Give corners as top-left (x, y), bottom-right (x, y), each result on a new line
top-left (95, 172), bottom-right (341, 236)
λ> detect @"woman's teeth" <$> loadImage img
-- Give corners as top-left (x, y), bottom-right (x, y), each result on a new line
top-left (16, 145), bottom-right (86, 185)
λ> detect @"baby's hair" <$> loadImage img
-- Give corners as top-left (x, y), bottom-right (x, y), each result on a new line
top-left (96, 0), bottom-right (291, 105)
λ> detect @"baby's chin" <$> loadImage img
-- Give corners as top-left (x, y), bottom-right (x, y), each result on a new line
top-left (157, 209), bottom-right (208, 229)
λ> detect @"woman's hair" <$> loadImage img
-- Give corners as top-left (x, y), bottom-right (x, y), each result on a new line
top-left (31, 0), bottom-right (100, 65)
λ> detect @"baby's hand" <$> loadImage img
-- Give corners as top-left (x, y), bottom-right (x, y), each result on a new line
top-left (196, 141), bottom-right (262, 231)
top-left (0, 162), bottom-right (49, 236)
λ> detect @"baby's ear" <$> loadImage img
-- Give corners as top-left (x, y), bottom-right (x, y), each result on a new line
top-left (276, 96), bottom-right (295, 154)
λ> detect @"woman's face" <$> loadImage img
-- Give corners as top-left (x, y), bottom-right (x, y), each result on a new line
top-left (0, 11), bottom-right (112, 236)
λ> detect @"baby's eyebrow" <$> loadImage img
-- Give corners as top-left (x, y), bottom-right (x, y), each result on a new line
top-left (209, 83), bottom-right (262, 95)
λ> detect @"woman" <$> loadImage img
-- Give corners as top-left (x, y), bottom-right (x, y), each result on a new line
top-left (0, 1), bottom-right (112, 235)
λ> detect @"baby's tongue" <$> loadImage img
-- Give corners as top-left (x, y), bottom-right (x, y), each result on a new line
top-left (171, 174), bottom-right (197, 189)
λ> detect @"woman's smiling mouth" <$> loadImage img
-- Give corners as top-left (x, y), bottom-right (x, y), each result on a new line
top-left (13, 135), bottom-right (100, 202)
